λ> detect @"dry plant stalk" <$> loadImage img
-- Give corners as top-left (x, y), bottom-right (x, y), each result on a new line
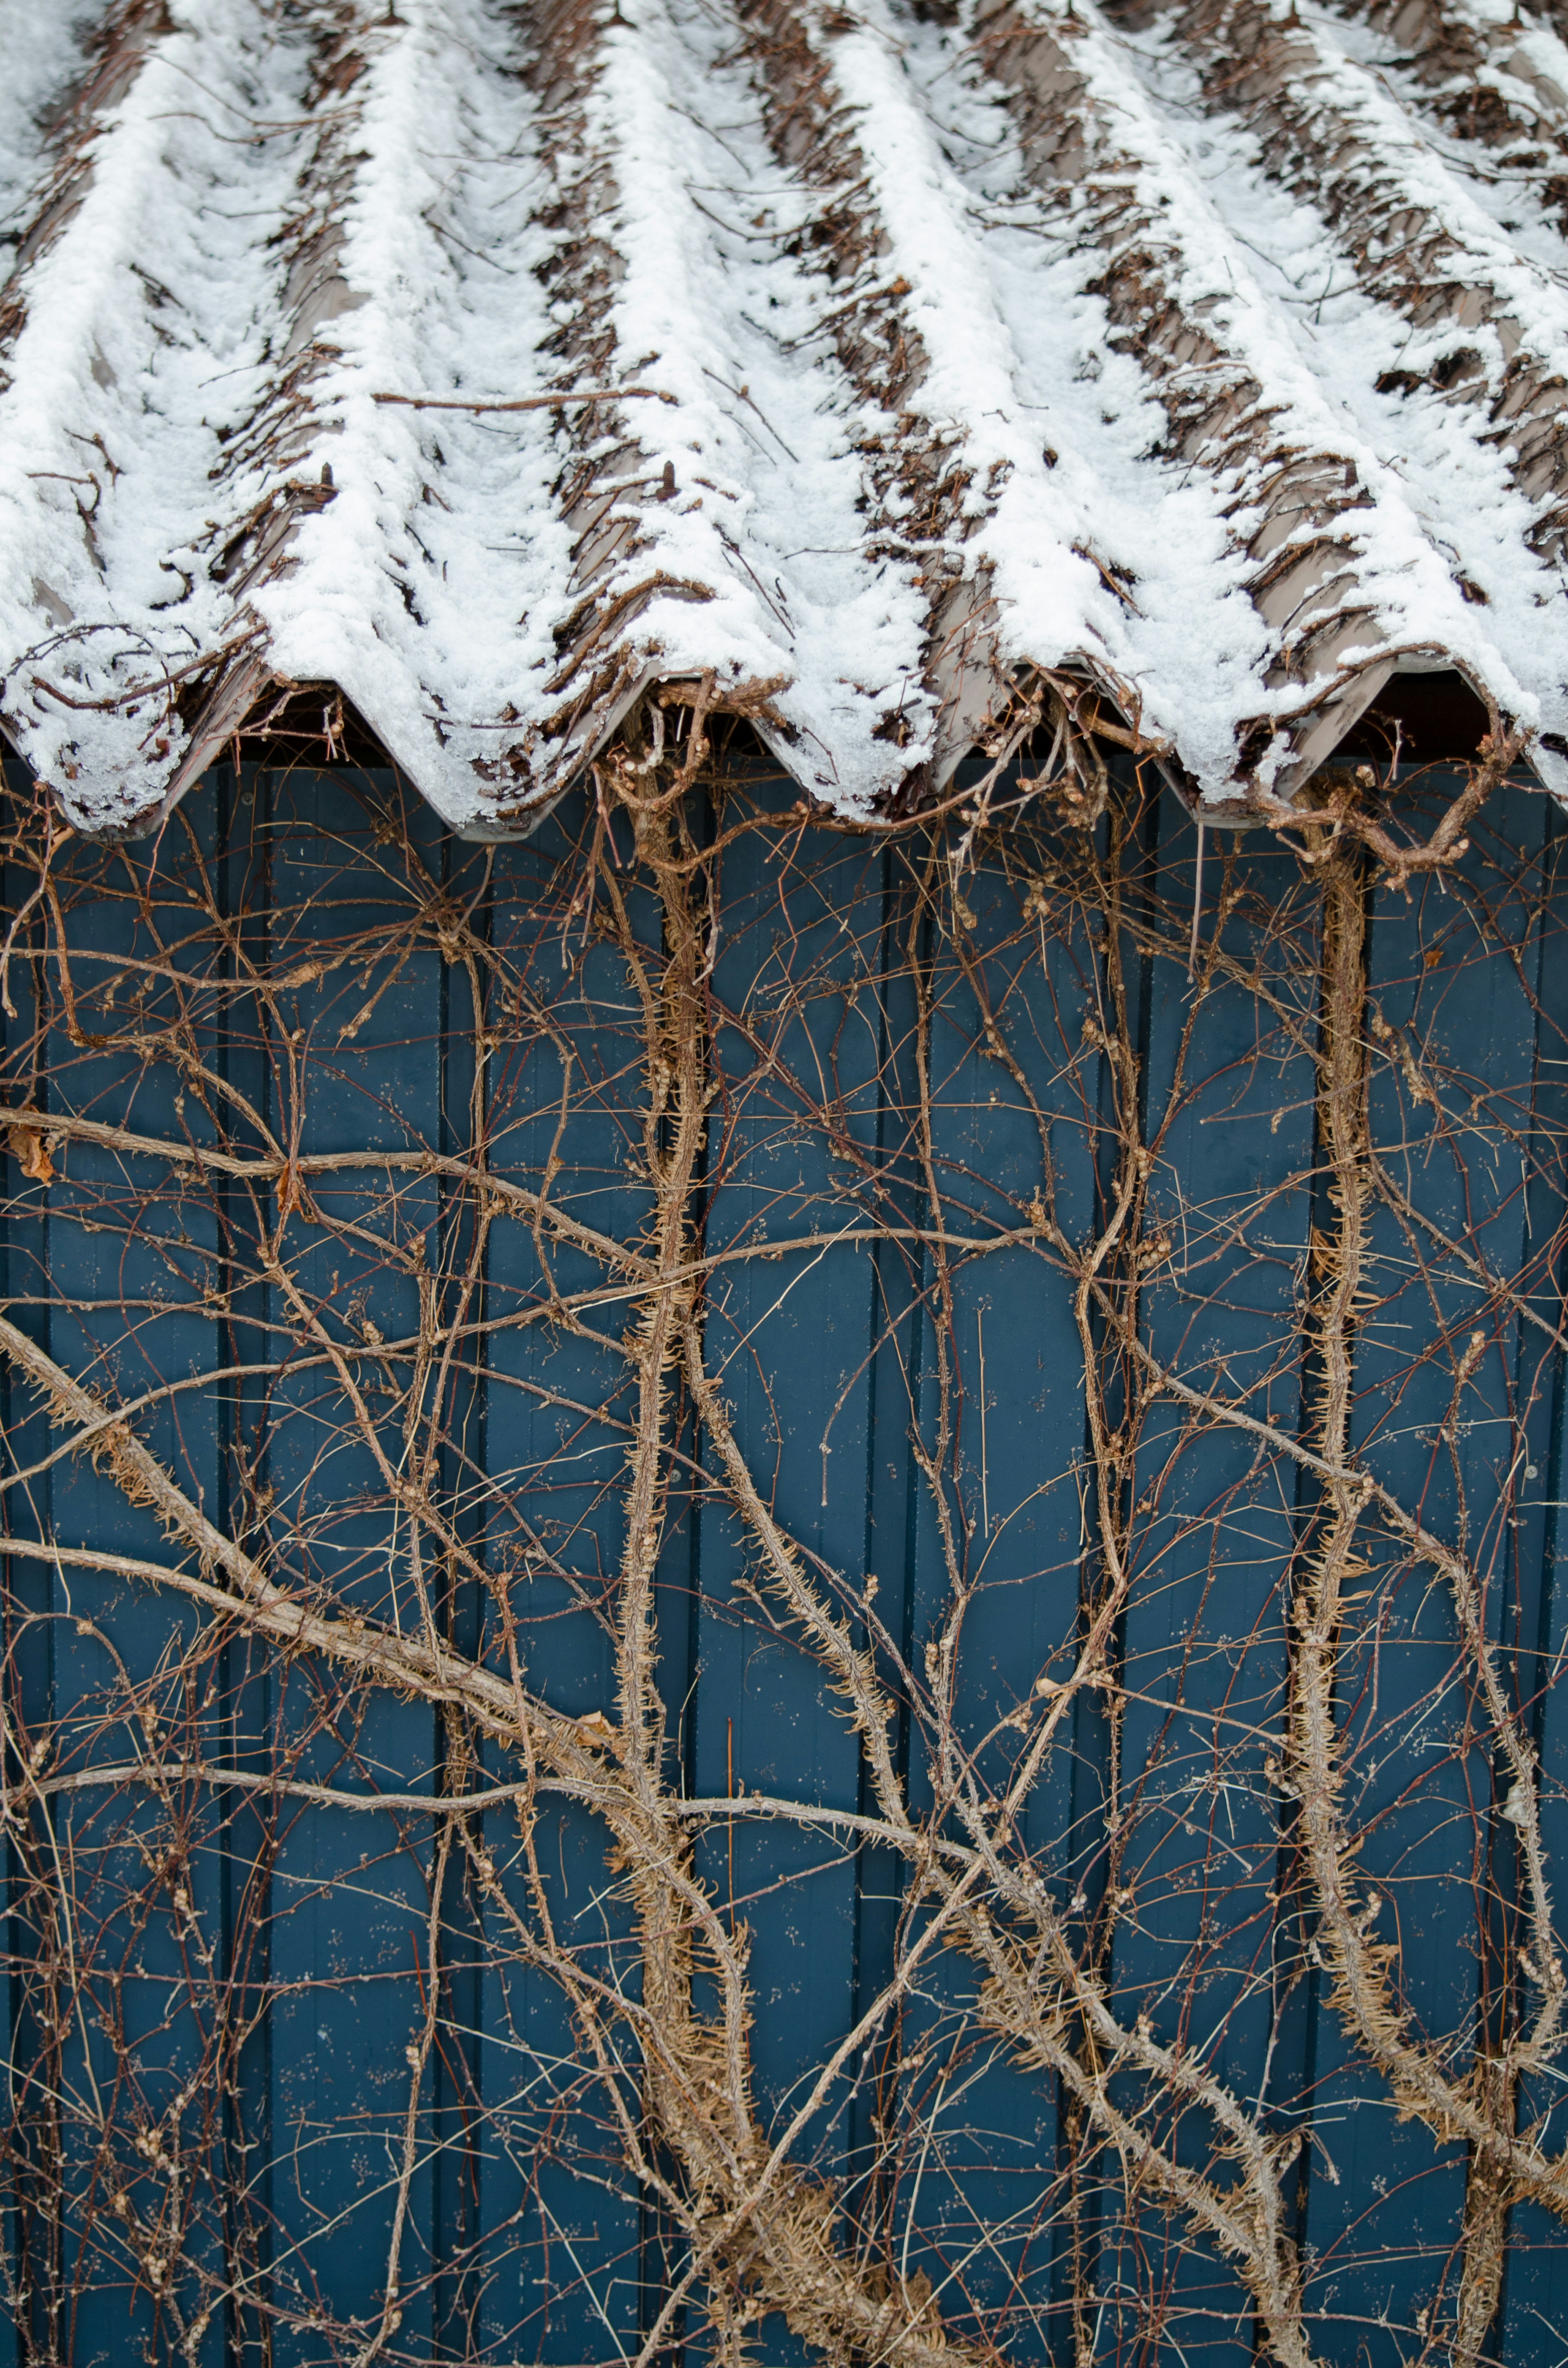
top-left (0, 731), bottom-right (1562, 2366)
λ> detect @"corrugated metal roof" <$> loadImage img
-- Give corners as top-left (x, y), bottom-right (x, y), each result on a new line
top-left (3, 0), bottom-right (1568, 839)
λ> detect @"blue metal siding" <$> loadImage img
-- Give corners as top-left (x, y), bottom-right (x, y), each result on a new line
top-left (3, 761), bottom-right (1565, 2362)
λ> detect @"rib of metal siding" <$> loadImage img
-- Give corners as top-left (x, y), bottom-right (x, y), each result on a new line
top-left (1295, 787), bottom-right (1549, 2356)
top-left (1501, 799), bottom-right (1568, 2360)
top-left (2, 805), bottom-right (53, 2366)
top-left (7, 761), bottom-right (1568, 2357)
top-left (479, 803), bottom-right (650, 2364)
top-left (1112, 798), bottom-right (1319, 2365)
top-left (259, 778), bottom-right (444, 2360)
top-left (904, 821), bottom-right (1081, 2337)
top-left (689, 806), bottom-right (884, 2362)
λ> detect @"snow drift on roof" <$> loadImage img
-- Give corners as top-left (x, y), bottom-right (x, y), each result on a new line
top-left (2, 0), bottom-right (1567, 837)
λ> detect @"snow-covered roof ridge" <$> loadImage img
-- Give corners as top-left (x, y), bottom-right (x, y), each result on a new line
top-left (969, 0), bottom-right (1463, 793)
top-left (0, 0), bottom-right (321, 834)
top-left (1155, 0), bottom-right (1568, 758)
top-left (0, 0), bottom-right (1566, 837)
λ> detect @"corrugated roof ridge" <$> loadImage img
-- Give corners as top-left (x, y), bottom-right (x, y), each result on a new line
top-left (477, 0), bottom-right (696, 814)
top-left (1345, 0), bottom-right (1568, 188)
top-left (733, 0), bottom-right (1061, 791)
top-left (159, 2), bottom-right (371, 821)
top-left (239, 0), bottom-right (569, 829)
top-left (970, 0), bottom-right (1534, 800)
top-left (1174, 0), bottom-right (1568, 526)
top-left (1147, 0), bottom-right (1568, 783)
top-left (241, 0), bottom-right (947, 829)
top-left (2, 0), bottom-right (1566, 837)
top-left (0, 1), bottom-right (158, 328)
top-left (498, 0), bottom-right (840, 818)
top-left (0, 0), bottom-right (314, 836)
top-left (1325, 0), bottom-right (1568, 560)
top-left (527, 0), bottom-right (940, 818)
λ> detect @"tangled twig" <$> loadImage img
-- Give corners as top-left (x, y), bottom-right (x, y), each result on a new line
top-left (0, 733), bottom-right (1561, 2363)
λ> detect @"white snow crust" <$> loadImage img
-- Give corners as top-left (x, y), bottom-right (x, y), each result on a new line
top-left (2, 0), bottom-right (1568, 833)
top-left (0, 0), bottom-right (315, 831)
top-left (259, 0), bottom-right (932, 825)
top-left (0, 2), bottom-right (100, 246)
top-left (1121, 0), bottom-right (1568, 784)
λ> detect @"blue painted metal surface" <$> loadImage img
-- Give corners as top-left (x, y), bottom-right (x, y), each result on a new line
top-left (2, 758), bottom-right (1566, 2363)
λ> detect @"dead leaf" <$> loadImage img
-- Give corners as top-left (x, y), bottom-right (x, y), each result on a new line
top-left (9, 1125), bottom-right (54, 1184)
top-left (575, 1710), bottom-right (617, 1749)
top-left (275, 1162), bottom-right (303, 1217)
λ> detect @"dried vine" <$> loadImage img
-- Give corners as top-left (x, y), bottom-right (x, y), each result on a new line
top-left (0, 733), bottom-right (1565, 2365)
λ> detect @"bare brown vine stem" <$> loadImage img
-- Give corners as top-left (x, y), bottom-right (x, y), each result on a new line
top-left (1288, 851), bottom-right (1536, 2363)
top-left (5, 745), bottom-right (1567, 2361)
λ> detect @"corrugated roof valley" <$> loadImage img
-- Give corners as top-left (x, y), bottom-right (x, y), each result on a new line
top-left (2, 0), bottom-right (1568, 838)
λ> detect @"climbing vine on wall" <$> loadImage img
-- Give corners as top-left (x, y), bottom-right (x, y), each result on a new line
top-left (0, 714), bottom-right (1563, 2367)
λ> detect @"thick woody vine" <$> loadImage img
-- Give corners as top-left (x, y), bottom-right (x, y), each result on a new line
top-left (0, 717), bottom-right (1561, 2366)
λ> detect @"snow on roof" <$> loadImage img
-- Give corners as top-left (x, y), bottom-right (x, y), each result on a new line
top-left (3, 0), bottom-right (1568, 838)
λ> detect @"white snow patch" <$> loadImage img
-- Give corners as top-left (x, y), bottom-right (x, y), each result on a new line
top-left (836, 0), bottom-right (1504, 796)
top-left (5, 0), bottom-right (1568, 831)
top-left (259, 0), bottom-right (931, 825)
top-left (581, 0), bottom-right (932, 813)
top-left (0, 0), bottom-right (314, 830)
top-left (252, 0), bottom-right (569, 829)
top-left (1122, 0), bottom-right (1568, 762)
top-left (829, 0), bottom-right (1272, 791)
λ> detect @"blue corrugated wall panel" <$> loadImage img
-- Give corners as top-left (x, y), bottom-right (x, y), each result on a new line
top-left (4, 758), bottom-right (1567, 2364)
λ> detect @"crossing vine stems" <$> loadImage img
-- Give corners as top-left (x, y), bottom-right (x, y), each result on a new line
top-left (0, 734), bottom-right (1562, 2365)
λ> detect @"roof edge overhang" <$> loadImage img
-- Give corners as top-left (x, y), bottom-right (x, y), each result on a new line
top-left (0, 645), bottom-right (1548, 848)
